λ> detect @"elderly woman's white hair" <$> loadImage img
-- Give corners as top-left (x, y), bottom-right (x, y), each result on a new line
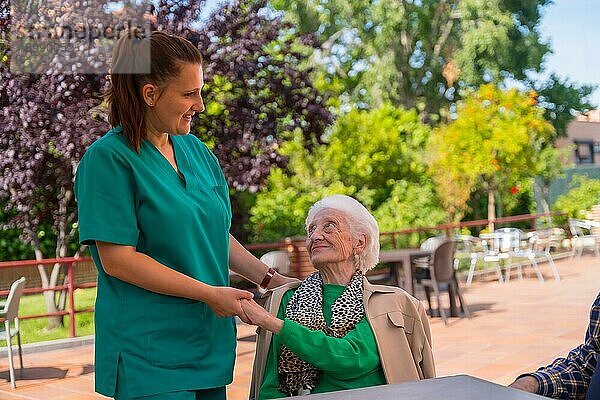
top-left (305, 194), bottom-right (380, 272)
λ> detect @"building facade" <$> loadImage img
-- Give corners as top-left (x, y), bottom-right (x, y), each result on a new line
top-left (556, 110), bottom-right (600, 165)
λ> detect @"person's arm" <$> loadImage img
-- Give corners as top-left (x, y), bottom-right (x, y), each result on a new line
top-left (509, 294), bottom-right (600, 399)
top-left (97, 242), bottom-right (252, 320)
top-left (416, 299), bottom-right (436, 378)
top-left (228, 235), bottom-right (299, 289)
top-left (528, 342), bottom-right (597, 398)
top-left (241, 299), bottom-right (381, 380)
top-left (77, 146), bottom-right (252, 321)
top-left (509, 375), bottom-right (539, 393)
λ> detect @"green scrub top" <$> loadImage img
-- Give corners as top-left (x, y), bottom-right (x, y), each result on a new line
top-left (74, 127), bottom-right (235, 398)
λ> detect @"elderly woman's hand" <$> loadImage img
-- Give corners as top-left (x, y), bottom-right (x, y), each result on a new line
top-left (241, 299), bottom-right (284, 334)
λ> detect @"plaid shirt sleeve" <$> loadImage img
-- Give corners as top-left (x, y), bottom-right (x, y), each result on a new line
top-left (527, 293), bottom-right (600, 399)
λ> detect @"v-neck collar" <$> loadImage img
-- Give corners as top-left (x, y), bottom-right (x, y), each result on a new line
top-left (145, 135), bottom-right (189, 189)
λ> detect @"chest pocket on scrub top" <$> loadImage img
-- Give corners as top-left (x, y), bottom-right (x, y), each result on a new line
top-left (212, 184), bottom-right (232, 227)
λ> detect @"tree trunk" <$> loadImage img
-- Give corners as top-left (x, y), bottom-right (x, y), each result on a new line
top-left (472, 191), bottom-right (481, 235)
top-left (540, 184), bottom-right (551, 215)
top-left (55, 236), bottom-right (69, 323)
top-left (58, 273), bottom-right (69, 311)
top-left (29, 187), bottom-right (75, 330)
top-left (31, 233), bottom-right (63, 330)
top-left (534, 181), bottom-right (552, 229)
top-left (488, 188), bottom-right (496, 232)
top-left (46, 262), bottom-right (65, 329)
top-left (48, 189), bottom-right (74, 329)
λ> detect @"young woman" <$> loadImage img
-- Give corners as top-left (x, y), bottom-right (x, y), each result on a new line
top-left (75, 29), bottom-right (295, 400)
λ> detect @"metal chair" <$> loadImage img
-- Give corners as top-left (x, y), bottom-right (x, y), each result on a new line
top-left (465, 233), bottom-right (508, 286)
top-left (568, 219), bottom-right (600, 260)
top-left (534, 227), bottom-right (565, 254)
top-left (506, 231), bottom-right (560, 282)
top-left (414, 240), bottom-right (470, 325)
top-left (0, 277), bottom-right (26, 388)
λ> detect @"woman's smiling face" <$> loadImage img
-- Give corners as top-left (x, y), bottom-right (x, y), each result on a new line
top-left (145, 62), bottom-right (205, 136)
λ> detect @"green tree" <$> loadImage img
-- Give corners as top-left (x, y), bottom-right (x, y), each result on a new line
top-left (534, 73), bottom-right (597, 137)
top-left (271, 0), bottom-right (552, 117)
top-left (372, 180), bottom-right (448, 247)
top-left (249, 105), bottom-right (447, 242)
top-left (533, 144), bottom-right (573, 214)
top-left (428, 84), bottom-right (556, 229)
top-left (319, 105), bottom-right (431, 207)
top-left (0, 201), bottom-right (36, 261)
top-left (271, 0), bottom-right (596, 140)
top-left (554, 176), bottom-right (600, 219)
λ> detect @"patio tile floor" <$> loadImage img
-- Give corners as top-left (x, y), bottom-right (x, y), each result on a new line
top-left (1, 254), bottom-right (599, 399)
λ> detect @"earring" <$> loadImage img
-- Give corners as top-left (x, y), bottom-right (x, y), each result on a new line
top-left (148, 102), bottom-right (153, 106)
top-left (354, 254), bottom-right (360, 271)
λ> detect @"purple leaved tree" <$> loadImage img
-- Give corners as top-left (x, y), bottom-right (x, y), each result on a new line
top-left (0, 72), bottom-right (108, 328)
top-left (0, 0), bottom-right (331, 328)
top-left (0, 0), bottom-right (147, 328)
top-left (193, 0), bottom-right (332, 192)
top-left (174, 0), bottom-right (333, 239)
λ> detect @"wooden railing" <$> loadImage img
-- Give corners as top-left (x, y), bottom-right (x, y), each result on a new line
top-left (0, 211), bottom-right (568, 337)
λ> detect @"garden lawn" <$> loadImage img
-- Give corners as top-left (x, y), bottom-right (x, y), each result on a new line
top-left (13, 287), bottom-right (96, 344)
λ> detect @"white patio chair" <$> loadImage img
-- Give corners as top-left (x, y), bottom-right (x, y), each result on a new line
top-left (0, 277), bottom-right (27, 389)
top-left (568, 219), bottom-right (600, 260)
top-left (259, 250), bottom-right (290, 275)
top-left (534, 227), bottom-right (565, 254)
top-left (506, 231), bottom-right (560, 282)
top-left (465, 233), bottom-right (509, 286)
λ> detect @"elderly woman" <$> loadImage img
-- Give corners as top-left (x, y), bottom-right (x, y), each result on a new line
top-left (241, 195), bottom-right (435, 400)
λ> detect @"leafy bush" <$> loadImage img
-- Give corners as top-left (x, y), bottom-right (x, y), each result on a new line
top-left (248, 105), bottom-right (448, 243)
top-left (554, 175), bottom-right (600, 219)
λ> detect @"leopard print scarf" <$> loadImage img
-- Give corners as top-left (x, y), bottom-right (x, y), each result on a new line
top-left (277, 271), bottom-right (365, 396)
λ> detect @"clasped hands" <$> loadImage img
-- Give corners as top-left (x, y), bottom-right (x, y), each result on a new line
top-left (207, 282), bottom-right (293, 334)
top-left (240, 298), bottom-right (284, 334)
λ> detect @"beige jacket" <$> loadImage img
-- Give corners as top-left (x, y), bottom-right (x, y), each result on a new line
top-left (249, 278), bottom-right (436, 399)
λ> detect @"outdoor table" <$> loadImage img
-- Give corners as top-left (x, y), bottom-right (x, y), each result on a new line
top-left (290, 375), bottom-right (546, 399)
top-left (378, 248), bottom-right (431, 295)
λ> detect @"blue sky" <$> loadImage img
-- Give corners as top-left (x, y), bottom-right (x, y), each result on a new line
top-left (540, 0), bottom-right (599, 107)
top-left (202, 0), bottom-right (599, 108)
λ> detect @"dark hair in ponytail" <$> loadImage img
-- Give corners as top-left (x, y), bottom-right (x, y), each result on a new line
top-left (104, 29), bottom-right (203, 151)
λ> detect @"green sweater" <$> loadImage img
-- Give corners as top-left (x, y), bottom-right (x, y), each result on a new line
top-left (258, 284), bottom-right (386, 400)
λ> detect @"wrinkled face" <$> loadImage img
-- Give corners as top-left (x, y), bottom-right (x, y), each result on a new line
top-left (145, 63), bottom-right (205, 136)
top-left (307, 209), bottom-right (356, 268)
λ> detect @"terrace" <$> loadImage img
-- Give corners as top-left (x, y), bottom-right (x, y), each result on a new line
top-left (0, 254), bottom-right (598, 399)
